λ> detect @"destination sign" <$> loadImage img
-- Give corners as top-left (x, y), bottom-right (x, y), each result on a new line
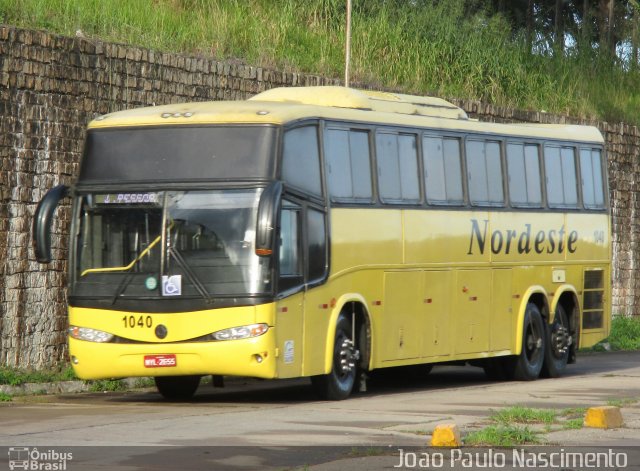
top-left (95, 193), bottom-right (161, 205)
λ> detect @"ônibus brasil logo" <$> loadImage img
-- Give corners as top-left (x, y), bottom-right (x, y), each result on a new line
top-left (8, 447), bottom-right (72, 470)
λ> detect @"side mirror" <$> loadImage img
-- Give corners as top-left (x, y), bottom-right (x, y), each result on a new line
top-left (33, 184), bottom-right (69, 263)
top-left (255, 181), bottom-right (282, 257)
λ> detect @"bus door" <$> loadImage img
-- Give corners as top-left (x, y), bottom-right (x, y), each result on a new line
top-left (275, 199), bottom-right (329, 378)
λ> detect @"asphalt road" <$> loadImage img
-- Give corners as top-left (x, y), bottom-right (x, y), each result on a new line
top-left (1, 351), bottom-right (639, 470)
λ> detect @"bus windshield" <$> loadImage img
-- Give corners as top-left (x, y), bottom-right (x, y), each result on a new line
top-left (72, 188), bottom-right (272, 302)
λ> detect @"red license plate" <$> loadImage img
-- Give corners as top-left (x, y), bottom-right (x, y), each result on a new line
top-left (144, 354), bottom-right (177, 368)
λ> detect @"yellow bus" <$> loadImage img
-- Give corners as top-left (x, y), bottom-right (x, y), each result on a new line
top-left (34, 86), bottom-right (610, 400)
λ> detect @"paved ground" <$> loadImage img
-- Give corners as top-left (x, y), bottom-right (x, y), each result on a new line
top-left (0, 351), bottom-right (638, 470)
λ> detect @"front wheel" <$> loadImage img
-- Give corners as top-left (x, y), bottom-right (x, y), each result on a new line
top-left (155, 375), bottom-right (201, 401)
top-left (311, 315), bottom-right (358, 400)
top-left (510, 303), bottom-right (546, 381)
top-left (540, 304), bottom-right (571, 378)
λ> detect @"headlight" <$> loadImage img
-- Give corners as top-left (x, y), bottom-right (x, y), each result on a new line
top-left (69, 326), bottom-right (114, 343)
top-left (212, 323), bottom-right (269, 341)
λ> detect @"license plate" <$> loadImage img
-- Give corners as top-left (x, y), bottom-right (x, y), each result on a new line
top-left (144, 354), bottom-right (177, 368)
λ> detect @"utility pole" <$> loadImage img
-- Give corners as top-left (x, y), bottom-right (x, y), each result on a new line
top-left (345, 0), bottom-right (352, 87)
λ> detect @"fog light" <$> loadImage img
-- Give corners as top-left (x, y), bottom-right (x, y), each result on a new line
top-left (254, 354), bottom-right (263, 363)
top-left (71, 356), bottom-right (79, 365)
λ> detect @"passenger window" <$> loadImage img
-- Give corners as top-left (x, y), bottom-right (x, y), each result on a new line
top-left (325, 129), bottom-right (372, 202)
top-left (466, 139), bottom-right (504, 206)
top-left (507, 143), bottom-right (542, 207)
top-left (282, 126), bottom-right (322, 196)
top-left (580, 148), bottom-right (605, 209)
top-left (545, 145), bottom-right (578, 208)
top-left (376, 132), bottom-right (420, 203)
top-left (423, 136), bottom-right (463, 205)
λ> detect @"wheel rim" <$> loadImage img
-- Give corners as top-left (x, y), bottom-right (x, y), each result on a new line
top-left (334, 332), bottom-right (357, 383)
top-left (550, 310), bottom-right (571, 360)
top-left (524, 316), bottom-right (543, 365)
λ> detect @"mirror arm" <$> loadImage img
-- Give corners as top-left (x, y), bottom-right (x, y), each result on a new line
top-left (33, 184), bottom-right (70, 263)
top-left (255, 181), bottom-right (283, 257)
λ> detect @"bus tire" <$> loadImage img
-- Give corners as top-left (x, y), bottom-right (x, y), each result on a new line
top-left (511, 303), bottom-right (546, 381)
top-left (311, 314), bottom-right (357, 400)
top-left (154, 375), bottom-right (200, 400)
top-left (540, 304), bottom-right (570, 378)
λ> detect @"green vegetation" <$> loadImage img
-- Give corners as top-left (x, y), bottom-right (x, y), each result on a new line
top-left (606, 396), bottom-right (640, 408)
top-left (465, 424), bottom-right (540, 446)
top-left (87, 379), bottom-right (128, 392)
top-left (0, 0), bottom-right (638, 125)
top-left (490, 406), bottom-right (557, 425)
top-left (0, 366), bottom-right (76, 386)
top-left (600, 316), bottom-right (640, 351)
top-left (466, 405), bottom-right (590, 443)
top-left (0, 392), bottom-right (12, 402)
top-left (591, 315), bottom-right (640, 351)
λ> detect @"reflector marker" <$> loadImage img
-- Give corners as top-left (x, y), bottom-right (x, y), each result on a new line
top-left (424, 298), bottom-right (433, 304)
top-left (373, 300), bottom-right (382, 306)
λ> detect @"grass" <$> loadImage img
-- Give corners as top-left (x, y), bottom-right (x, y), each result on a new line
top-left (490, 406), bottom-right (557, 425)
top-left (0, 366), bottom-right (77, 386)
top-left (87, 379), bottom-right (128, 392)
top-left (464, 406), bottom-right (591, 445)
top-left (600, 316), bottom-right (640, 351)
top-left (606, 397), bottom-right (640, 408)
top-left (465, 424), bottom-right (540, 446)
top-left (0, 392), bottom-right (12, 402)
top-left (0, 0), bottom-right (638, 125)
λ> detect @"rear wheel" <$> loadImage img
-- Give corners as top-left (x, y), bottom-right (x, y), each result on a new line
top-left (541, 304), bottom-right (571, 378)
top-left (510, 303), bottom-right (546, 381)
top-left (155, 375), bottom-right (200, 400)
top-left (311, 314), bottom-right (358, 400)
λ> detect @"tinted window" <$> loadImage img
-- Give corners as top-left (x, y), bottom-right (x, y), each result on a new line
top-left (325, 129), bottom-right (372, 202)
top-left (580, 148), bottom-right (605, 208)
top-left (423, 136), bottom-right (463, 204)
top-left (307, 208), bottom-right (327, 282)
top-left (466, 139), bottom-right (504, 206)
top-left (507, 143), bottom-right (542, 207)
top-left (80, 126), bottom-right (277, 183)
top-left (278, 201), bottom-right (304, 293)
top-left (279, 202), bottom-right (302, 278)
top-left (376, 132), bottom-right (420, 203)
top-left (282, 126), bottom-right (322, 196)
top-left (545, 145), bottom-right (578, 208)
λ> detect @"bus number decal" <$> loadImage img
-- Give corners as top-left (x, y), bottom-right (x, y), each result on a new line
top-left (122, 315), bottom-right (153, 329)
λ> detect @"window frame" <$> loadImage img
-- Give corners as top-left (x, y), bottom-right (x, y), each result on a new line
top-left (422, 133), bottom-right (465, 206)
top-left (505, 141), bottom-right (544, 209)
top-left (324, 126), bottom-right (375, 204)
top-left (374, 129), bottom-right (422, 205)
top-left (465, 137), bottom-right (506, 208)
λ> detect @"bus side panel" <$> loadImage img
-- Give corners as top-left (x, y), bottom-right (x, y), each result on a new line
top-left (491, 269), bottom-right (513, 352)
top-left (454, 270), bottom-right (491, 355)
top-left (274, 292), bottom-right (304, 378)
top-left (421, 270), bottom-right (453, 358)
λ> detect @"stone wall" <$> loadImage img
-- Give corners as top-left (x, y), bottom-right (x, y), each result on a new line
top-left (1, 25), bottom-right (638, 368)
